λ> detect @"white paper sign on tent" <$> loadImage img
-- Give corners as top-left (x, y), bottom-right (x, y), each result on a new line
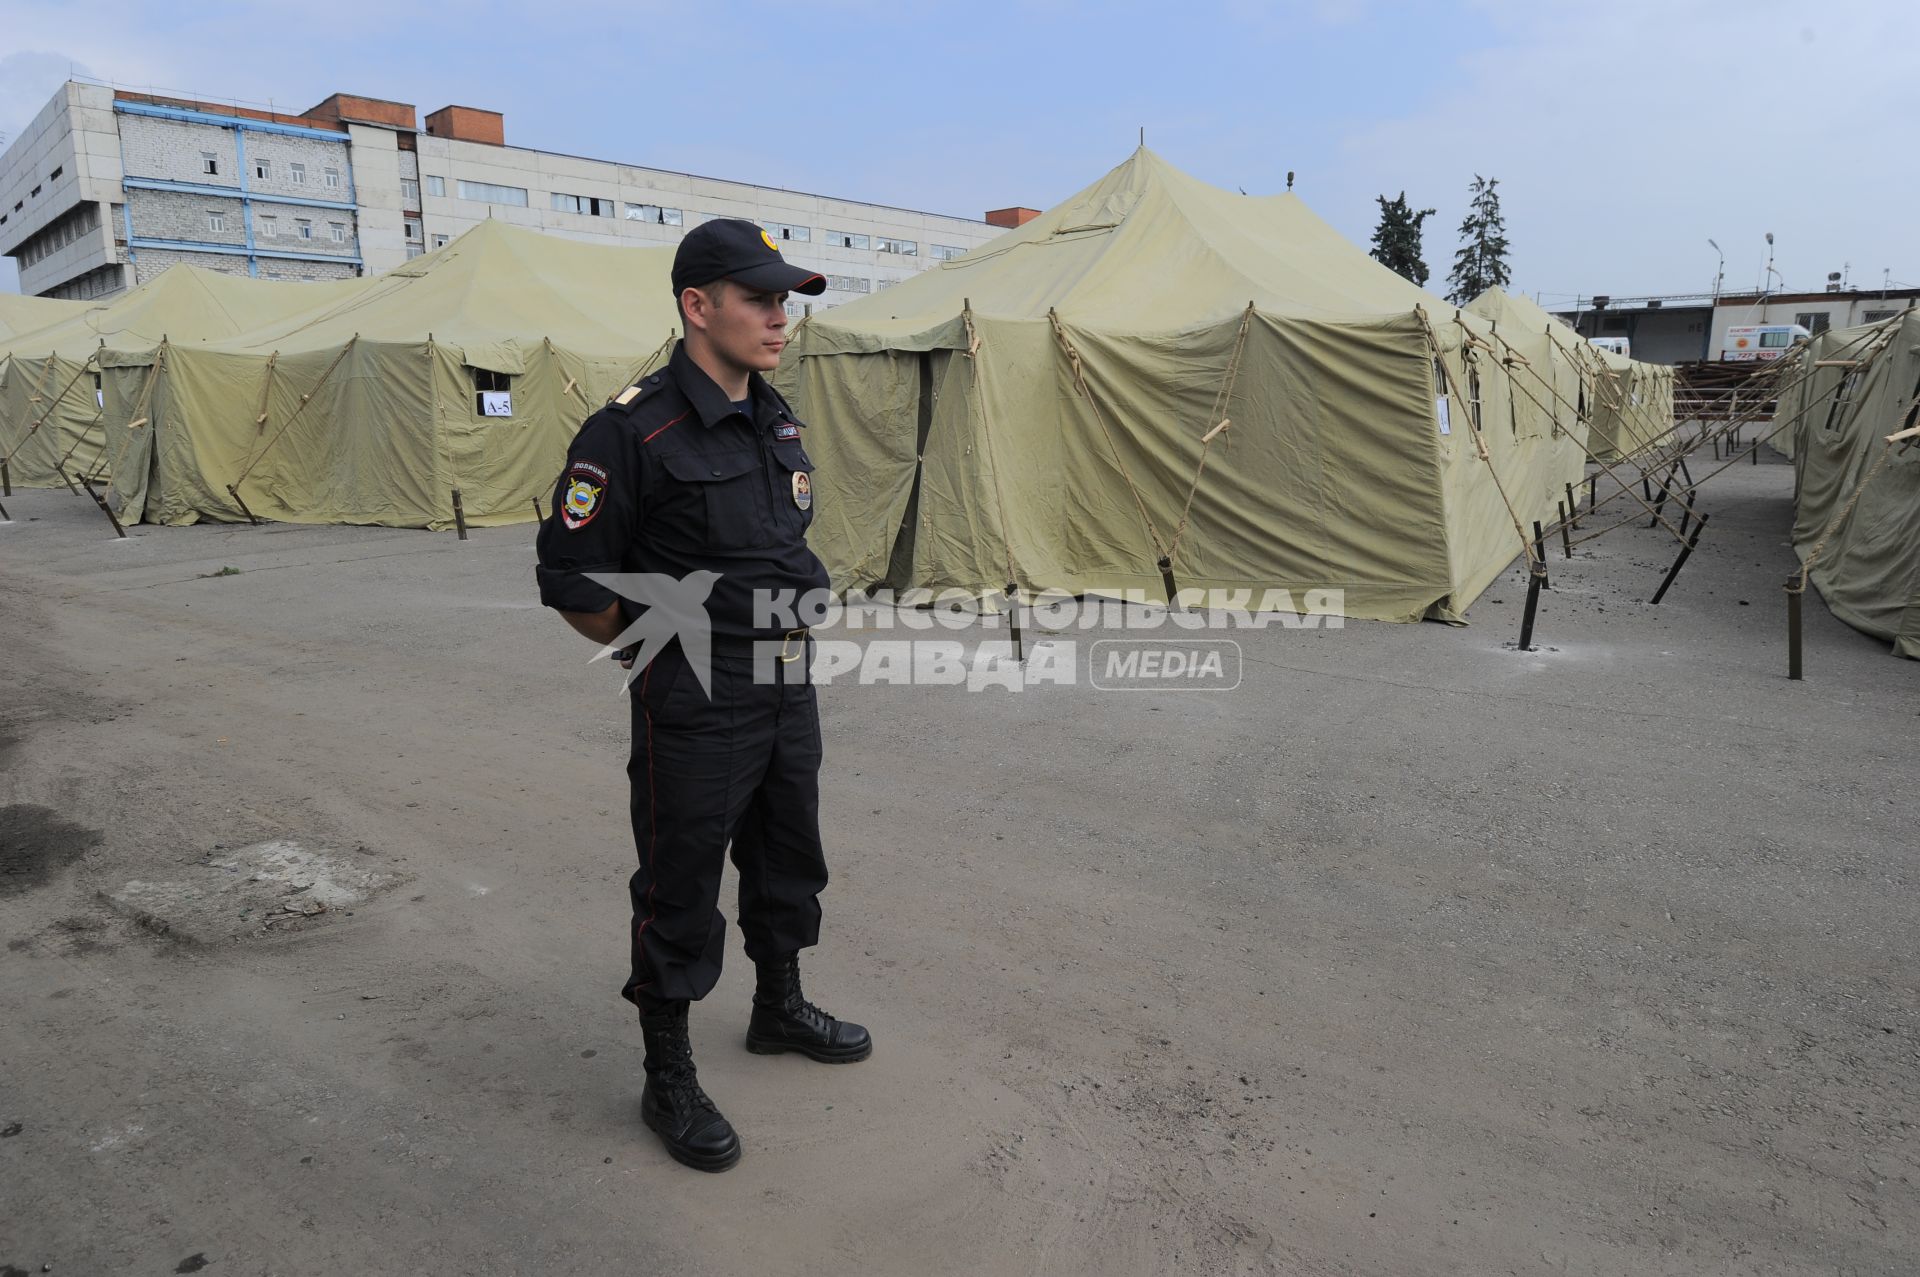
top-left (481, 391), bottom-right (514, 417)
top-left (1435, 395), bottom-right (1451, 436)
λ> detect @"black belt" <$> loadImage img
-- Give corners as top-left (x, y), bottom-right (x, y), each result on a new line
top-left (709, 627), bottom-right (811, 662)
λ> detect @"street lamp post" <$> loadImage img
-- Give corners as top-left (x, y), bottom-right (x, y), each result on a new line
top-left (1707, 239), bottom-right (1725, 360)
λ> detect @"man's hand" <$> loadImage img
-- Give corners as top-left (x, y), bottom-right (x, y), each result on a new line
top-left (558, 604), bottom-right (634, 667)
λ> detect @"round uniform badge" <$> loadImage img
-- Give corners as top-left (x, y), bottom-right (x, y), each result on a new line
top-left (562, 475), bottom-right (603, 530)
top-left (760, 229), bottom-right (781, 253)
top-left (792, 471), bottom-right (811, 511)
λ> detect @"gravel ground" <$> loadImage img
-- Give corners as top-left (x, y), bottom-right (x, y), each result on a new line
top-left (1, 448), bottom-right (1914, 1276)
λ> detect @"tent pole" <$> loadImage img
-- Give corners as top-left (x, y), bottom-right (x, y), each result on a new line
top-left (1785, 577), bottom-right (1804, 680)
top-left (1517, 565), bottom-right (1545, 651)
top-left (1649, 514), bottom-right (1708, 605)
top-left (1157, 555), bottom-right (1181, 609)
top-left (76, 472), bottom-right (126, 538)
top-left (1648, 465), bottom-right (1674, 528)
top-left (1, 460), bottom-right (9, 497)
top-left (225, 483), bottom-right (260, 527)
top-left (1531, 522), bottom-right (1550, 589)
top-left (0, 495), bottom-right (9, 521)
top-left (1557, 503), bottom-right (1573, 559)
top-left (452, 488), bottom-right (468, 540)
top-left (1005, 584), bottom-right (1023, 663)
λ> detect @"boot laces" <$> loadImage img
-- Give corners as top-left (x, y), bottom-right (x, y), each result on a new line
top-left (774, 958), bottom-right (833, 1027)
top-left (650, 1021), bottom-right (718, 1116)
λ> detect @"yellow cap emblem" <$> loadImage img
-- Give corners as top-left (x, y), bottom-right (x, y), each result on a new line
top-left (760, 229), bottom-right (781, 253)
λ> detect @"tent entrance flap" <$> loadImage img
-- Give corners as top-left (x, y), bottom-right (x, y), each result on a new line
top-left (883, 351), bottom-right (937, 590)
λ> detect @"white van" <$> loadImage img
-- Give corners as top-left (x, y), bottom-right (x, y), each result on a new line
top-left (1721, 324), bottom-right (1811, 362)
top-left (1589, 336), bottom-right (1631, 357)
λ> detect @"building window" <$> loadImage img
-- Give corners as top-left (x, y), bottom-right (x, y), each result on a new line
top-left (259, 216), bottom-right (277, 238)
top-left (432, 233), bottom-right (450, 248)
top-left (401, 179), bottom-right (419, 204)
top-left (324, 168), bottom-right (341, 190)
top-left (290, 162), bottom-right (307, 185)
top-left (406, 244), bottom-right (426, 259)
top-left (622, 202), bottom-right (683, 225)
top-left (255, 158), bottom-right (271, 180)
top-left (551, 192), bottom-right (615, 217)
top-left (876, 277), bottom-right (899, 290)
top-left (825, 230), bottom-right (869, 250)
top-left (296, 219), bottom-right (313, 240)
top-left (208, 211), bottom-right (226, 232)
top-left (1793, 311), bottom-right (1831, 335)
top-left (330, 222), bottom-right (348, 243)
top-left (1862, 309), bottom-right (1899, 323)
top-left (403, 219), bottom-right (421, 241)
top-left (874, 236), bottom-right (917, 256)
top-left (201, 152), bottom-right (219, 175)
top-left (48, 166), bottom-right (62, 181)
top-left (457, 179), bottom-right (529, 207)
top-left (426, 175), bottom-right (445, 197)
top-left (824, 274), bottom-right (872, 294)
top-left (929, 243), bottom-right (967, 261)
top-left (762, 220), bottom-right (810, 243)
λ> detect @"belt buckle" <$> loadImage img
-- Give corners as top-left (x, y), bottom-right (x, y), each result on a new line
top-left (778, 627), bottom-right (808, 664)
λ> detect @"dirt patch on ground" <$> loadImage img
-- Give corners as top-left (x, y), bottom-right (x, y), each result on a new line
top-left (0, 804), bottom-right (103, 899)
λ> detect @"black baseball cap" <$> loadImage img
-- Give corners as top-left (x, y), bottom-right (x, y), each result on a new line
top-left (672, 218), bottom-right (826, 297)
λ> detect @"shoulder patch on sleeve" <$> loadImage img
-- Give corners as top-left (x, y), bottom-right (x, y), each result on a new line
top-left (561, 462), bottom-right (608, 530)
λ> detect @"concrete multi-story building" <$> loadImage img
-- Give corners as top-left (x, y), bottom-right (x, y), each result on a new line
top-left (1, 80), bottom-right (1025, 312)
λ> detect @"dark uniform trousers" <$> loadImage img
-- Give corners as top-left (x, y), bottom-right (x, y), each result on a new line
top-left (626, 637), bottom-right (827, 1006)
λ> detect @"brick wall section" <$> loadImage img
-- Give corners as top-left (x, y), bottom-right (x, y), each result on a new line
top-left (126, 188), bottom-right (358, 257)
top-left (133, 246), bottom-right (356, 285)
top-left (243, 134), bottom-right (354, 201)
top-left (116, 90), bottom-right (341, 132)
top-left (255, 258), bottom-right (357, 283)
top-left (303, 94), bottom-right (417, 130)
top-left (425, 106), bottom-right (503, 145)
top-left (120, 115), bottom-right (240, 187)
top-left (129, 188), bottom-right (248, 246)
top-left (118, 111), bottom-right (351, 197)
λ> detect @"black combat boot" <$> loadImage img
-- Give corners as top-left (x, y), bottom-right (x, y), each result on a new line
top-left (745, 954), bottom-right (872, 1063)
top-left (639, 1000), bottom-right (741, 1172)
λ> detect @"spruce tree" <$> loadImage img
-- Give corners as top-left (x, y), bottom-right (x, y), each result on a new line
top-left (1446, 174), bottom-right (1512, 305)
top-left (1369, 192), bottom-right (1436, 287)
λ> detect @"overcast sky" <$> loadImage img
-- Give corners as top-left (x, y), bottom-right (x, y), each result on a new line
top-left (3, 0), bottom-right (1913, 301)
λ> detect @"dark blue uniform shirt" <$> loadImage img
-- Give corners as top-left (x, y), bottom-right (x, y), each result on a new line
top-left (535, 341), bottom-right (829, 640)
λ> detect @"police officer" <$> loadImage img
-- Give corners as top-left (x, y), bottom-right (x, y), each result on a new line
top-left (535, 219), bottom-right (870, 1173)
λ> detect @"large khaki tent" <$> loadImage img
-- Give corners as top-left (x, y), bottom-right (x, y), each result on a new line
top-left (0, 294), bottom-right (88, 343)
top-left (0, 292), bottom-right (90, 486)
top-left (1, 269), bottom-right (365, 489)
top-left (1464, 287), bottom-right (1675, 463)
top-left (779, 149), bottom-right (1588, 622)
top-left (100, 221), bottom-right (680, 528)
top-left (1780, 308), bottom-right (1920, 657)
